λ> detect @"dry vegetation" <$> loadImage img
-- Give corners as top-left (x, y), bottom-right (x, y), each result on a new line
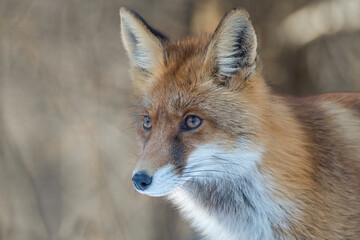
top-left (0, 0), bottom-right (359, 239)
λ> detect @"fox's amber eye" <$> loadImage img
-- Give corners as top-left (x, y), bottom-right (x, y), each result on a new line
top-left (184, 115), bottom-right (202, 131)
top-left (143, 116), bottom-right (152, 131)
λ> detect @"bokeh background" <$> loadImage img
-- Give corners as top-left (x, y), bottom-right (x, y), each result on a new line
top-left (0, 0), bottom-right (359, 239)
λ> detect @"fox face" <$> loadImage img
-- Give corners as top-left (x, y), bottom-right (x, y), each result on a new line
top-left (120, 8), bottom-right (266, 197)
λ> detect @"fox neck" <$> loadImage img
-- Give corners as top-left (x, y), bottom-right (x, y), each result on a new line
top-left (169, 164), bottom-right (294, 240)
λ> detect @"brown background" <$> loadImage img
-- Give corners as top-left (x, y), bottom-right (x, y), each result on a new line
top-left (0, 0), bottom-right (359, 239)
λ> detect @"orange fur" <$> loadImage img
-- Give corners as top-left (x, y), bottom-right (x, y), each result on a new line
top-left (120, 7), bottom-right (360, 239)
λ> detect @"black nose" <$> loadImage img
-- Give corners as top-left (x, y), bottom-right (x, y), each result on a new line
top-left (132, 172), bottom-right (152, 191)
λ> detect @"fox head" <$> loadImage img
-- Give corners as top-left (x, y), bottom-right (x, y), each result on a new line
top-left (120, 8), bottom-right (269, 196)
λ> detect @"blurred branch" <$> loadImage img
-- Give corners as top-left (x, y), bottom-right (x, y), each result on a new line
top-left (279, 0), bottom-right (360, 47)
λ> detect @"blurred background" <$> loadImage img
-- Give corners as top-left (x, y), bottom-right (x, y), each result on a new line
top-left (0, 0), bottom-right (359, 239)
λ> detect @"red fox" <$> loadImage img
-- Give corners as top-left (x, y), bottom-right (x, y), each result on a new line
top-left (120, 7), bottom-right (360, 240)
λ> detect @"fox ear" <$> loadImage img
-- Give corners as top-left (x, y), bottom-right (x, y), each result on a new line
top-left (205, 8), bottom-right (258, 83)
top-left (120, 8), bottom-right (168, 84)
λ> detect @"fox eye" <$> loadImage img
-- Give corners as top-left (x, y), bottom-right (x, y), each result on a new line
top-left (183, 115), bottom-right (202, 131)
top-left (143, 116), bottom-right (152, 131)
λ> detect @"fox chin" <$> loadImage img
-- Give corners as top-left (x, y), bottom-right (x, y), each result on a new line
top-left (120, 7), bottom-right (360, 240)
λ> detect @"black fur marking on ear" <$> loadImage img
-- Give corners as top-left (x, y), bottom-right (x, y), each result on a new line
top-left (123, 21), bottom-right (147, 74)
top-left (125, 8), bottom-right (168, 43)
top-left (221, 25), bottom-right (254, 78)
top-left (122, 18), bottom-right (157, 75)
top-left (138, 67), bottom-right (151, 77)
top-left (123, 21), bottom-right (139, 46)
top-left (233, 26), bottom-right (252, 69)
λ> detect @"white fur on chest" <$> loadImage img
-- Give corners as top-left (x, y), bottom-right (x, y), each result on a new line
top-left (168, 143), bottom-right (293, 240)
top-left (169, 179), bottom-right (285, 240)
top-left (170, 188), bottom-right (239, 240)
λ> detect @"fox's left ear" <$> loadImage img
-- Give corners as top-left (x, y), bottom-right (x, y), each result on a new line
top-left (120, 8), bottom-right (168, 86)
top-left (205, 8), bottom-right (258, 83)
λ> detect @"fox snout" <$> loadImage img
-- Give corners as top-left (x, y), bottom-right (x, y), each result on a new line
top-left (132, 172), bottom-right (152, 191)
top-left (131, 163), bottom-right (187, 197)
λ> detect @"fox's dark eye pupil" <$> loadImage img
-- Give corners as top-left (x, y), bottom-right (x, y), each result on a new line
top-left (143, 116), bottom-right (152, 130)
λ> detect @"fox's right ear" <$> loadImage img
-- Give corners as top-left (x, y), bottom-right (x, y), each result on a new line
top-left (120, 8), bottom-right (168, 87)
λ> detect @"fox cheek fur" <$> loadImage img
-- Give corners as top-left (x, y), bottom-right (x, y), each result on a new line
top-left (120, 7), bottom-right (360, 240)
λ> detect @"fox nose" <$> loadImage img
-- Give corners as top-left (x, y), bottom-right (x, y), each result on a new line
top-left (132, 172), bottom-right (152, 191)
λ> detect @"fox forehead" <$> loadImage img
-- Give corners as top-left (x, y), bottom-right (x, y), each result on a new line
top-left (138, 81), bottom-right (208, 117)
top-left (137, 38), bottom-right (210, 110)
